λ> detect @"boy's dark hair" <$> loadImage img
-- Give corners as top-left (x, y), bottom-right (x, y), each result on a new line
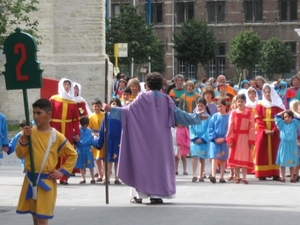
top-left (79, 116), bottom-right (89, 126)
top-left (32, 98), bottom-right (52, 112)
top-left (281, 110), bottom-right (294, 120)
top-left (123, 86), bottom-right (132, 95)
top-left (92, 98), bottom-right (102, 106)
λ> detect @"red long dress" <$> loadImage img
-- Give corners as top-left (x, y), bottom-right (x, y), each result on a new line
top-left (50, 95), bottom-right (80, 181)
top-left (254, 103), bottom-right (283, 178)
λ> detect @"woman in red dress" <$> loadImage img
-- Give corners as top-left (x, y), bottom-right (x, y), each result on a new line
top-left (255, 84), bottom-right (285, 180)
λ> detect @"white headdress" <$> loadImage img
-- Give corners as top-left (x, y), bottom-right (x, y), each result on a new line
top-left (58, 78), bottom-right (75, 101)
top-left (260, 83), bottom-right (285, 110)
top-left (245, 87), bottom-right (259, 109)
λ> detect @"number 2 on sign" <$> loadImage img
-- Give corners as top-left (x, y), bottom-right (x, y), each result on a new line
top-left (14, 43), bottom-right (29, 81)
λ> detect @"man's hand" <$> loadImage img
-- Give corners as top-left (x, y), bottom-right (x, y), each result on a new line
top-left (48, 170), bottom-right (64, 180)
top-left (102, 103), bottom-right (111, 112)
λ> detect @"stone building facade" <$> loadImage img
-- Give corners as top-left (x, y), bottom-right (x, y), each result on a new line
top-left (0, 0), bottom-right (111, 121)
top-left (112, 0), bottom-right (300, 80)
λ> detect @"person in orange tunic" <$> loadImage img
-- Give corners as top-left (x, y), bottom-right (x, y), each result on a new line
top-left (50, 78), bottom-right (80, 184)
top-left (254, 84), bottom-right (285, 181)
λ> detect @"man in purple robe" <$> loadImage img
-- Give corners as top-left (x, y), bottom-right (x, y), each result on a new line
top-left (103, 72), bottom-right (206, 204)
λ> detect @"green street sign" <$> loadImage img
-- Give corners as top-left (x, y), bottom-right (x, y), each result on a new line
top-left (2, 28), bottom-right (43, 90)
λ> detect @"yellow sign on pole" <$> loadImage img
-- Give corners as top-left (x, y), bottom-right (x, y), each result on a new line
top-left (114, 43), bottom-right (128, 68)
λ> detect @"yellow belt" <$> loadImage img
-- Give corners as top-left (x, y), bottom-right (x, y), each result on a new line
top-left (262, 119), bottom-right (274, 122)
top-left (51, 119), bottom-right (72, 123)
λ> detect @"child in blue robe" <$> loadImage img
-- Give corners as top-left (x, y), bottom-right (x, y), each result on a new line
top-left (75, 116), bottom-right (96, 184)
top-left (189, 98), bottom-right (211, 182)
top-left (0, 113), bottom-right (9, 167)
top-left (208, 99), bottom-right (229, 183)
top-left (96, 98), bottom-right (122, 185)
top-left (275, 110), bottom-right (300, 183)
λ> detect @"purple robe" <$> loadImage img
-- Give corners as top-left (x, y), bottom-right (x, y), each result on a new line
top-left (110, 90), bottom-right (201, 197)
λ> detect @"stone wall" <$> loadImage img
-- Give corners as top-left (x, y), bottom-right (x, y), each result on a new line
top-left (0, 0), bottom-right (112, 121)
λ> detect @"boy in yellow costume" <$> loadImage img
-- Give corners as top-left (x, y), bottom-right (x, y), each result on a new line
top-left (88, 98), bottom-right (105, 181)
top-left (16, 98), bottom-right (77, 225)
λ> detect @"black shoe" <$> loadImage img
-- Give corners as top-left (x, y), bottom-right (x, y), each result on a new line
top-left (210, 176), bottom-right (216, 183)
top-left (59, 180), bottom-right (68, 185)
top-left (150, 198), bottom-right (163, 204)
top-left (130, 197), bottom-right (142, 204)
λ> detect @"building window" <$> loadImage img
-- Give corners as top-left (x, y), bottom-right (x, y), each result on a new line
top-left (176, 1), bottom-right (194, 24)
top-left (244, 0), bottom-right (263, 22)
top-left (207, 1), bottom-right (225, 24)
top-left (283, 42), bottom-right (297, 76)
top-left (112, 4), bottom-right (120, 17)
top-left (208, 44), bottom-right (226, 77)
top-left (145, 0), bottom-right (163, 24)
top-left (279, 0), bottom-right (297, 22)
top-left (179, 61), bottom-right (195, 78)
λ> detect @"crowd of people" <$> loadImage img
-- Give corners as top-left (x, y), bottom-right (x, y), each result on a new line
top-left (1, 71), bottom-right (300, 224)
top-left (167, 72), bottom-right (300, 185)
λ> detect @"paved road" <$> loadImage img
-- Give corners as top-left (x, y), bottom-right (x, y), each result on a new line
top-left (1, 154), bottom-right (300, 225)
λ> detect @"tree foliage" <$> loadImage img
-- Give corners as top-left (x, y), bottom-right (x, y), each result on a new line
top-left (173, 19), bottom-right (218, 70)
top-left (228, 29), bottom-right (261, 71)
top-left (258, 37), bottom-right (294, 79)
top-left (0, 0), bottom-right (41, 45)
top-left (106, 4), bottom-right (165, 73)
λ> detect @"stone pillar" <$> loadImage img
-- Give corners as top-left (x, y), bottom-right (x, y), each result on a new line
top-left (0, 0), bottom-right (112, 120)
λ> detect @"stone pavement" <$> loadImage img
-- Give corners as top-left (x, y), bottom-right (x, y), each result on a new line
top-left (1, 156), bottom-right (300, 225)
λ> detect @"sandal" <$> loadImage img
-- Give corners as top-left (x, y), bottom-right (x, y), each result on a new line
top-left (96, 178), bottom-right (103, 182)
top-left (130, 197), bottom-right (142, 204)
top-left (219, 178), bottom-right (226, 183)
top-left (103, 180), bottom-right (110, 185)
top-left (90, 179), bottom-right (95, 184)
top-left (114, 180), bottom-right (122, 185)
top-left (183, 172), bottom-right (189, 175)
top-left (226, 176), bottom-right (234, 181)
top-left (235, 178), bottom-right (241, 184)
top-left (150, 198), bottom-right (163, 204)
top-left (192, 177), bottom-right (198, 182)
top-left (199, 178), bottom-right (205, 182)
top-left (290, 179), bottom-right (297, 183)
top-left (242, 180), bottom-right (248, 184)
top-left (210, 176), bottom-right (216, 183)
top-left (79, 180), bottom-right (86, 184)
top-left (280, 178), bottom-right (286, 183)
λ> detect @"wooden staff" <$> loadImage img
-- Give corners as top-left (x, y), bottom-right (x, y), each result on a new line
top-left (104, 57), bottom-right (109, 204)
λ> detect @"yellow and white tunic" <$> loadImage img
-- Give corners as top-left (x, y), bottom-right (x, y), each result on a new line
top-left (15, 127), bottom-right (77, 219)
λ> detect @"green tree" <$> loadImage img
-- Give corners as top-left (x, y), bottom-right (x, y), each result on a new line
top-left (0, 0), bottom-right (41, 45)
top-left (173, 19), bottom-right (218, 77)
top-left (228, 29), bottom-right (261, 84)
top-left (106, 5), bottom-right (165, 74)
top-left (258, 37), bottom-right (294, 79)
